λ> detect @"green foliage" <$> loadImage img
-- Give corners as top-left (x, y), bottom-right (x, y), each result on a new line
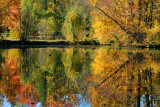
top-left (37, 18), bottom-right (55, 38)
top-left (20, 0), bottom-right (35, 40)
top-left (62, 11), bottom-right (74, 41)
top-left (62, 0), bottom-right (91, 41)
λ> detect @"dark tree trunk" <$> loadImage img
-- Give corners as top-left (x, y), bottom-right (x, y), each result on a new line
top-left (45, 0), bottom-right (48, 11)
top-left (137, 70), bottom-right (141, 107)
top-left (138, 0), bottom-right (142, 26)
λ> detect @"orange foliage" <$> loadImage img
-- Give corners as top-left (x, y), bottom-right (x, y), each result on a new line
top-left (19, 84), bottom-right (39, 107)
top-left (0, 51), bottom-right (39, 106)
top-left (0, 0), bottom-right (20, 30)
top-left (0, 54), bottom-right (21, 102)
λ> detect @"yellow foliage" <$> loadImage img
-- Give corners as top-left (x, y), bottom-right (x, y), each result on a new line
top-left (3, 49), bottom-right (20, 59)
top-left (88, 48), bottom-right (160, 106)
top-left (148, 21), bottom-right (160, 36)
top-left (89, 0), bottom-right (97, 7)
top-left (9, 30), bottom-right (20, 40)
top-left (89, 0), bottom-right (160, 45)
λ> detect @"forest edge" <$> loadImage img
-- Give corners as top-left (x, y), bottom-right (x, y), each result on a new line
top-left (0, 39), bottom-right (160, 48)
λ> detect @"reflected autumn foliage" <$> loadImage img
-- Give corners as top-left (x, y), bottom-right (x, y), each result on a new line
top-left (0, 49), bottom-right (39, 107)
top-left (19, 84), bottom-right (39, 107)
top-left (18, 48), bottom-right (94, 106)
top-left (0, 50), bottom-right (20, 102)
top-left (0, 47), bottom-right (160, 107)
top-left (87, 47), bottom-right (160, 107)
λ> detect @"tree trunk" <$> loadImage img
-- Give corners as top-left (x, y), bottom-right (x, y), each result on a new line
top-left (149, 2), bottom-right (153, 28)
top-left (137, 70), bottom-right (141, 107)
top-left (45, 0), bottom-right (48, 11)
top-left (138, 0), bottom-right (142, 26)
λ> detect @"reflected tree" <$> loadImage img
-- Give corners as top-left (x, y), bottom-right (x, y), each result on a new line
top-left (87, 48), bottom-right (160, 107)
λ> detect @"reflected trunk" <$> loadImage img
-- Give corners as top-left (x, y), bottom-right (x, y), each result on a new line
top-left (137, 70), bottom-right (141, 107)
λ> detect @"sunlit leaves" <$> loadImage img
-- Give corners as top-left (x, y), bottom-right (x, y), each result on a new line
top-left (89, 0), bottom-right (97, 7)
top-left (89, 0), bottom-right (160, 45)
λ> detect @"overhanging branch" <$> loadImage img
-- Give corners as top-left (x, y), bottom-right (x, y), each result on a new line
top-left (95, 6), bottom-right (131, 34)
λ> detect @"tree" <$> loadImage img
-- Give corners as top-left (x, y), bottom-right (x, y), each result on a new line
top-left (0, 0), bottom-right (20, 39)
top-left (89, 0), bottom-right (160, 45)
top-left (20, 0), bottom-right (35, 41)
top-left (62, 0), bottom-right (91, 41)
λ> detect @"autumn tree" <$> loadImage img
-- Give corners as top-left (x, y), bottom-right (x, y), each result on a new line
top-left (89, 0), bottom-right (160, 45)
top-left (0, 0), bottom-right (20, 39)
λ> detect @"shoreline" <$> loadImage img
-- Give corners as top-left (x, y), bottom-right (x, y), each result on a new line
top-left (0, 40), bottom-right (100, 45)
top-left (0, 40), bottom-right (160, 49)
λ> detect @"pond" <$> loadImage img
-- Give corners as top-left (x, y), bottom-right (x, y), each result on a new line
top-left (0, 46), bottom-right (160, 107)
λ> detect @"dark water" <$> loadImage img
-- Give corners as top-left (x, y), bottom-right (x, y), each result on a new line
top-left (0, 47), bottom-right (160, 107)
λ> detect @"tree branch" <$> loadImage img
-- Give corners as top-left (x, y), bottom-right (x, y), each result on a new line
top-left (95, 6), bottom-right (131, 34)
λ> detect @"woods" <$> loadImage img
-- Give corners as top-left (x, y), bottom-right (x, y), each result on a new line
top-left (90, 0), bottom-right (160, 45)
top-left (1, 1), bottom-right (160, 106)
top-left (0, 0), bottom-right (160, 45)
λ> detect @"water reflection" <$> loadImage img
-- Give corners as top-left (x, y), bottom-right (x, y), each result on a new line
top-left (0, 47), bottom-right (160, 107)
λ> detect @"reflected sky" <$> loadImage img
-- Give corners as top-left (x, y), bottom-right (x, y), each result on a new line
top-left (2, 96), bottom-right (91, 107)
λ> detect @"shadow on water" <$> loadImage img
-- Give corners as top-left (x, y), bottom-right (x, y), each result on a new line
top-left (0, 47), bottom-right (160, 107)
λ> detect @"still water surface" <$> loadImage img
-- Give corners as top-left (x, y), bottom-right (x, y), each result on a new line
top-left (0, 46), bottom-right (160, 107)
